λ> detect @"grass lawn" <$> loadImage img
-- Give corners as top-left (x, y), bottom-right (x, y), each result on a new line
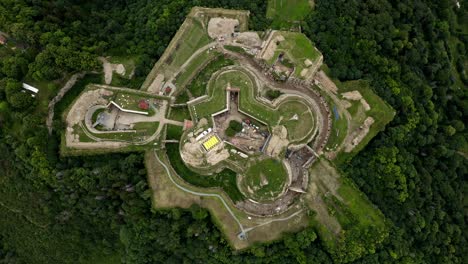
top-left (337, 178), bottom-right (386, 229)
top-left (278, 100), bottom-right (314, 141)
top-left (187, 55), bottom-right (235, 98)
top-left (270, 32), bottom-right (321, 77)
top-left (320, 87), bottom-right (348, 150)
top-left (23, 75), bottom-right (70, 115)
top-left (174, 50), bottom-right (218, 90)
top-left (142, 15), bottom-right (211, 90)
top-left (240, 158), bottom-right (287, 201)
top-left (108, 56), bottom-right (135, 79)
top-left (334, 80), bottom-right (395, 163)
top-left (113, 93), bottom-right (150, 112)
top-left (165, 143), bottom-right (245, 202)
top-left (81, 119), bottom-right (159, 143)
top-left (169, 106), bottom-right (191, 122)
top-left (193, 68), bottom-right (314, 141)
top-left (166, 124), bottom-right (184, 140)
top-left (267, 0), bottom-right (312, 28)
top-left (166, 18), bottom-right (211, 75)
top-left (175, 90), bottom-right (190, 104)
top-left (193, 70), bottom-right (246, 118)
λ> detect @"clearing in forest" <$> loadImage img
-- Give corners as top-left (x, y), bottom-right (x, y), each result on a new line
top-left (267, 0), bottom-right (313, 27)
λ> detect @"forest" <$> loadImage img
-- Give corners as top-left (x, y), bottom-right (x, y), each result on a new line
top-left (0, 0), bottom-right (466, 263)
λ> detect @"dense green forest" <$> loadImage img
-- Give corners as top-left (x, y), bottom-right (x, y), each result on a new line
top-left (0, 0), bottom-right (466, 263)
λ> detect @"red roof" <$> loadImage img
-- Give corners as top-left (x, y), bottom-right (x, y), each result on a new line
top-left (165, 87), bottom-right (172, 94)
top-left (138, 100), bottom-right (149, 110)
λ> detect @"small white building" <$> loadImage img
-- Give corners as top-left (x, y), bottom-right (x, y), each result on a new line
top-left (22, 83), bottom-right (39, 94)
top-left (22, 83), bottom-right (39, 97)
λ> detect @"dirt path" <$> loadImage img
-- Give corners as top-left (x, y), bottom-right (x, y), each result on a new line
top-left (99, 57), bottom-right (113, 84)
top-left (47, 72), bottom-right (86, 134)
top-left (167, 41), bottom-right (217, 84)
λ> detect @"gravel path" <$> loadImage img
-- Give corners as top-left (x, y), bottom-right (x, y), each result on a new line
top-left (47, 72), bottom-right (86, 134)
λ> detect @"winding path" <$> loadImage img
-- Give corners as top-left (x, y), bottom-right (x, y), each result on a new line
top-left (153, 150), bottom-right (304, 239)
top-left (47, 72), bottom-right (86, 134)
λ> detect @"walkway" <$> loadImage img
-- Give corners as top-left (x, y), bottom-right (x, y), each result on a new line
top-left (47, 72), bottom-right (86, 134)
top-left (152, 150), bottom-right (305, 239)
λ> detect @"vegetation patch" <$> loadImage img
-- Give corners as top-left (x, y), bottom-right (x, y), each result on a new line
top-left (269, 32), bottom-right (321, 77)
top-left (55, 74), bottom-right (103, 121)
top-left (265, 89), bottom-right (282, 100)
top-left (267, 0), bottom-right (312, 28)
top-left (165, 143), bottom-right (244, 202)
top-left (225, 120), bottom-right (243, 137)
top-left (240, 158), bottom-right (288, 202)
top-left (187, 55), bottom-right (234, 98)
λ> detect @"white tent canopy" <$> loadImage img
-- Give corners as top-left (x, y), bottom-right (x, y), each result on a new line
top-left (22, 83), bottom-right (39, 94)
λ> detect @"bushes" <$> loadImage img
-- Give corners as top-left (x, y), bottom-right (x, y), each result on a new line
top-left (266, 89), bottom-right (283, 100)
top-left (225, 120), bottom-right (243, 137)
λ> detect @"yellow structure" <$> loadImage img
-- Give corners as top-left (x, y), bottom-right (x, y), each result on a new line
top-left (203, 135), bottom-right (220, 151)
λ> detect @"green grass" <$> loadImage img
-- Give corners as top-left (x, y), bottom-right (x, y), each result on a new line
top-left (166, 124), bottom-right (184, 140)
top-left (132, 122), bottom-right (158, 131)
top-left (169, 106), bottom-right (191, 122)
top-left (175, 90), bottom-right (190, 104)
top-left (334, 80), bottom-right (395, 163)
top-left (193, 70), bottom-right (244, 118)
top-left (320, 87), bottom-right (348, 150)
top-left (166, 143), bottom-right (245, 202)
top-left (267, 0), bottom-right (312, 28)
top-left (337, 178), bottom-right (386, 229)
top-left (193, 68), bottom-right (314, 141)
top-left (174, 50), bottom-right (218, 90)
top-left (278, 101), bottom-right (314, 141)
top-left (224, 45), bottom-right (251, 56)
top-left (268, 32), bottom-right (321, 77)
top-left (166, 19), bottom-right (211, 75)
top-left (110, 74), bottom-right (145, 89)
top-left (240, 158), bottom-right (287, 201)
top-left (22, 76), bottom-right (68, 114)
top-left (80, 119), bottom-right (159, 143)
top-left (187, 55), bottom-right (235, 98)
top-left (112, 93), bottom-right (150, 112)
top-left (108, 56), bottom-right (135, 79)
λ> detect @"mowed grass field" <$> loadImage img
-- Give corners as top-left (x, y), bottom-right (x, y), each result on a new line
top-left (142, 16), bottom-right (211, 90)
top-left (165, 18), bottom-right (211, 76)
top-left (192, 69), bottom-right (314, 141)
top-left (240, 158), bottom-right (288, 202)
top-left (267, 0), bottom-right (312, 28)
top-left (270, 32), bottom-right (321, 77)
top-left (278, 100), bottom-right (314, 141)
top-left (193, 70), bottom-right (247, 118)
top-left (174, 50), bottom-right (217, 90)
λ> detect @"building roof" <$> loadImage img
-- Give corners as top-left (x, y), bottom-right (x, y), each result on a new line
top-left (108, 101), bottom-right (148, 115)
top-left (0, 35), bottom-right (6, 44)
top-left (22, 83), bottom-right (39, 93)
top-left (203, 135), bottom-right (220, 151)
top-left (138, 100), bottom-right (149, 110)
